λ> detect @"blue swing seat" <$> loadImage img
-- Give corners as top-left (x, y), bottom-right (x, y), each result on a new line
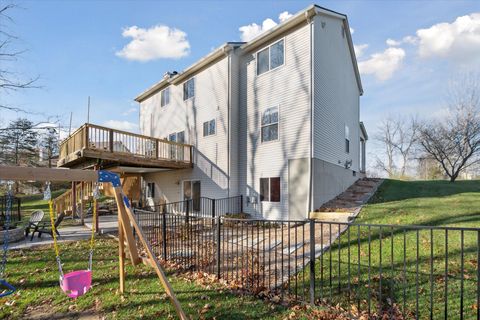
top-left (0, 279), bottom-right (15, 298)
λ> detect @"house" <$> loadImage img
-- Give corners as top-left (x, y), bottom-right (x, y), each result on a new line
top-left (136, 4), bottom-right (366, 220)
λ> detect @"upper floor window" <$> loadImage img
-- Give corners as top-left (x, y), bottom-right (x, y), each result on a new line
top-left (161, 87), bottom-right (170, 107)
top-left (203, 119), bottom-right (216, 137)
top-left (261, 106), bottom-right (279, 142)
top-left (260, 177), bottom-right (280, 202)
top-left (345, 125), bottom-right (350, 153)
top-left (183, 78), bottom-right (195, 100)
top-left (257, 39), bottom-right (285, 76)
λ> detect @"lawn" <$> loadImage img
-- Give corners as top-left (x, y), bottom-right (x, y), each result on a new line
top-left (0, 237), bottom-right (331, 320)
top-left (307, 179), bottom-right (480, 319)
top-left (0, 196), bottom-right (343, 320)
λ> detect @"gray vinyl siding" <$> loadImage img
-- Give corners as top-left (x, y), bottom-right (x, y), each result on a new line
top-left (240, 23), bottom-right (312, 220)
top-left (139, 56), bottom-right (231, 202)
top-left (313, 14), bottom-right (361, 172)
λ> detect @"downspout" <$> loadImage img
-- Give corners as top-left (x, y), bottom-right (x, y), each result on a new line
top-left (222, 45), bottom-right (231, 198)
top-left (306, 9), bottom-right (315, 219)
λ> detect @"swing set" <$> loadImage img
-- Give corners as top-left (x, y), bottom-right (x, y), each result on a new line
top-left (0, 166), bottom-right (187, 320)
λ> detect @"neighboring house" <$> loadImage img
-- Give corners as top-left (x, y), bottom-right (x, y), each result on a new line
top-left (136, 4), bottom-right (366, 220)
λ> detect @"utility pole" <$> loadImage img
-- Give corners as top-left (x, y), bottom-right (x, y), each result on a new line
top-left (87, 96), bottom-right (90, 124)
top-left (68, 112), bottom-right (73, 136)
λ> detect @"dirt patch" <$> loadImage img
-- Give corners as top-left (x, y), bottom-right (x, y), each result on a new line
top-left (22, 305), bottom-right (103, 320)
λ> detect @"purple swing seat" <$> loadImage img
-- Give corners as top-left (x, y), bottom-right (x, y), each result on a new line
top-left (60, 270), bottom-right (92, 298)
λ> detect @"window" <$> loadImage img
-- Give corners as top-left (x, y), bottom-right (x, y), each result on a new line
top-left (260, 177), bottom-right (281, 202)
top-left (261, 106), bottom-right (279, 142)
top-left (257, 39), bottom-right (285, 75)
top-left (147, 182), bottom-right (155, 198)
top-left (183, 78), bottom-right (195, 100)
top-left (161, 87), bottom-right (170, 107)
top-left (203, 119), bottom-right (216, 137)
top-left (345, 125), bottom-right (350, 153)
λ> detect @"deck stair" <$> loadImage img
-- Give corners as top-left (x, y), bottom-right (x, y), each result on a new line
top-left (53, 181), bottom-right (98, 217)
top-left (310, 178), bottom-right (383, 222)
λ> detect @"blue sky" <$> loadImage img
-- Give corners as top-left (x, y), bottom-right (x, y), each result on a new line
top-left (1, 1), bottom-right (479, 157)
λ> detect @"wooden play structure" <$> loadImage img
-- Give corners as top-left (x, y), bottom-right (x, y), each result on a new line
top-left (0, 166), bottom-right (187, 319)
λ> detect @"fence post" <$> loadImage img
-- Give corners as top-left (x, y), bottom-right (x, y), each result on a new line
top-left (212, 199), bottom-right (216, 219)
top-left (309, 219), bottom-right (316, 305)
top-left (162, 211), bottom-right (167, 261)
top-left (240, 195), bottom-right (243, 213)
top-left (185, 200), bottom-right (190, 224)
top-left (216, 215), bottom-right (221, 279)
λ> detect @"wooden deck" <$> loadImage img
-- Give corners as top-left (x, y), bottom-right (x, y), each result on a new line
top-left (58, 123), bottom-right (194, 170)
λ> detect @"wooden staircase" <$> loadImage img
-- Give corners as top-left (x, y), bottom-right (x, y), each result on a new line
top-left (53, 181), bottom-right (99, 217)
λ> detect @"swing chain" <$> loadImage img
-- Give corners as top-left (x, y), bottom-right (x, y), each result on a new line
top-left (0, 181), bottom-right (13, 278)
top-left (56, 256), bottom-right (64, 279)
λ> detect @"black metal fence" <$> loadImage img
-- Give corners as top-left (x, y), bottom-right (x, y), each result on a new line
top-left (132, 208), bottom-right (480, 319)
top-left (0, 195), bottom-right (21, 225)
top-left (141, 196), bottom-right (243, 219)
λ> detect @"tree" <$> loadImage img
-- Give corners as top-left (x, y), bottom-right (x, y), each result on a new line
top-left (375, 115), bottom-right (420, 178)
top-left (39, 127), bottom-right (59, 168)
top-left (0, 118), bottom-right (38, 166)
top-left (0, 3), bottom-right (39, 113)
top-left (419, 75), bottom-right (480, 182)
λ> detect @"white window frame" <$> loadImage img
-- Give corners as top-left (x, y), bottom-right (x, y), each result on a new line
top-left (261, 106), bottom-right (280, 143)
top-left (160, 87), bottom-right (170, 107)
top-left (203, 118), bottom-right (216, 137)
top-left (259, 177), bottom-right (281, 203)
top-left (183, 77), bottom-right (195, 101)
top-left (256, 38), bottom-right (285, 76)
top-left (345, 124), bottom-right (350, 154)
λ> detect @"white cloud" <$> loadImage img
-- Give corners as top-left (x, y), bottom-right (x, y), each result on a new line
top-left (415, 13), bottom-right (480, 63)
top-left (350, 27), bottom-right (355, 34)
top-left (122, 107), bottom-right (137, 116)
top-left (279, 11), bottom-right (293, 23)
top-left (239, 11), bottom-right (292, 42)
top-left (116, 25), bottom-right (190, 62)
top-left (354, 44), bottom-right (369, 58)
top-left (103, 120), bottom-right (139, 132)
top-left (386, 38), bottom-right (401, 46)
top-left (358, 47), bottom-right (406, 81)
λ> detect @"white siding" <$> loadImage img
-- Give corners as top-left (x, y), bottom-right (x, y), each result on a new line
top-left (139, 55), bottom-right (232, 202)
top-left (239, 23), bottom-right (312, 220)
top-left (313, 14), bottom-right (361, 171)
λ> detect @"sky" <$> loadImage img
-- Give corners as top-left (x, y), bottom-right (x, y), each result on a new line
top-left (1, 0), bottom-right (479, 166)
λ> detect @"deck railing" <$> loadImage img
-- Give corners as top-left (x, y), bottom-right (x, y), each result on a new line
top-left (59, 123), bottom-right (193, 166)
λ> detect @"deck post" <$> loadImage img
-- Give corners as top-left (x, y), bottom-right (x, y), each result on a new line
top-left (240, 195), bottom-right (243, 213)
top-left (109, 129), bottom-right (114, 152)
top-left (309, 219), bottom-right (316, 305)
top-left (80, 182), bottom-right (85, 224)
top-left (71, 182), bottom-right (77, 219)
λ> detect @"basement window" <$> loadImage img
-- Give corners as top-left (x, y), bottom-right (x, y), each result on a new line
top-left (161, 87), bottom-right (170, 107)
top-left (256, 39), bottom-right (285, 75)
top-left (147, 182), bottom-right (155, 198)
top-left (260, 177), bottom-right (280, 202)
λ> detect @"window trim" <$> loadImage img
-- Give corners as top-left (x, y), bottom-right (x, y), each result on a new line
top-left (259, 177), bottom-right (281, 203)
top-left (160, 87), bottom-right (170, 107)
top-left (183, 77), bottom-right (195, 101)
top-left (260, 106), bottom-right (280, 143)
top-left (203, 118), bottom-right (216, 137)
top-left (256, 38), bottom-right (285, 76)
top-left (345, 124), bottom-right (350, 154)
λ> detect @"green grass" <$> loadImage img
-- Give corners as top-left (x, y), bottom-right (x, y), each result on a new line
top-left (299, 179), bottom-right (480, 319)
top-left (0, 195), bottom-right (337, 319)
top-left (0, 238), bottom-right (334, 320)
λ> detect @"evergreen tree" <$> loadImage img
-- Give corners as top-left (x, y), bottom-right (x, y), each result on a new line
top-left (0, 118), bottom-right (39, 166)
